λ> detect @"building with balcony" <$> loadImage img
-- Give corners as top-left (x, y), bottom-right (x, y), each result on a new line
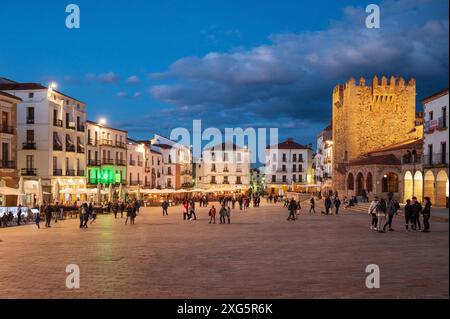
top-left (151, 134), bottom-right (193, 189)
top-left (136, 141), bottom-right (163, 189)
top-left (0, 80), bottom-right (87, 205)
top-left (85, 121), bottom-right (127, 187)
top-left (126, 138), bottom-right (146, 187)
top-left (314, 123), bottom-right (332, 190)
top-left (195, 141), bottom-right (251, 191)
top-left (421, 88), bottom-right (448, 207)
top-left (264, 138), bottom-right (313, 195)
top-left (0, 91), bottom-right (21, 206)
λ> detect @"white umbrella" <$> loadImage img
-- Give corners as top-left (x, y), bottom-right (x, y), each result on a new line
top-left (118, 183), bottom-right (123, 201)
top-left (108, 183), bottom-right (113, 202)
top-left (136, 184), bottom-right (141, 201)
top-left (53, 180), bottom-right (60, 203)
top-left (17, 177), bottom-right (25, 206)
top-left (37, 178), bottom-right (44, 206)
top-left (96, 183), bottom-right (102, 203)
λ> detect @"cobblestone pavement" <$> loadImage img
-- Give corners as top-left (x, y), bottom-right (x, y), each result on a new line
top-left (0, 202), bottom-right (448, 299)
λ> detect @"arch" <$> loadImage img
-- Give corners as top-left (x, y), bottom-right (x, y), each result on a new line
top-left (404, 171), bottom-right (413, 202)
top-left (382, 172), bottom-right (399, 193)
top-left (436, 170), bottom-right (449, 207)
top-left (413, 171), bottom-right (423, 202)
top-left (366, 172), bottom-right (373, 193)
top-left (347, 173), bottom-right (354, 190)
top-left (423, 171), bottom-right (435, 204)
top-left (356, 173), bottom-right (364, 196)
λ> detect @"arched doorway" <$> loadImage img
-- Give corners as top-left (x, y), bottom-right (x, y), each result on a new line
top-left (356, 173), bottom-right (364, 196)
top-left (382, 172), bottom-right (399, 193)
top-left (404, 171), bottom-right (413, 202)
top-left (413, 171), bottom-right (423, 202)
top-left (424, 171), bottom-right (435, 204)
top-left (347, 173), bottom-right (354, 192)
top-left (436, 170), bottom-right (449, 207)
top-left (366, 172), bottom-right (373, 193)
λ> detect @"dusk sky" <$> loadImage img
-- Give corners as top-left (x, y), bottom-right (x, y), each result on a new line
top-left (0, 0), bottom-right (448, 146)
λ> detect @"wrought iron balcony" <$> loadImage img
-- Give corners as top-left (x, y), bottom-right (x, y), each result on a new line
top-left (66, 169), bottom-right (76, 176)
top-left (66, 144), bottom-right (75, 152)
top-left (0, 125), bottom-right (14, 134)
top-left (21, 168), bottom-right (37, 176)
top-left (53, 169), bottom-right (63, 176)
top-left (0, 160), bottom-right (16, 169)
top-left (53, 119), bottom-right (63, 127)
top-left (77, 170), bottom-right (85, 177)
top-left (87, 159), bottom-right (101, 166)
top-left (22, 142), bottom-right (36, 150)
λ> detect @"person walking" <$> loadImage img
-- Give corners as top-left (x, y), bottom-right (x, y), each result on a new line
top-left (120, 201), bottom-right (125, 218)
top-left (130, 205), bottom-right (137, 224)
top-left (34, 210), bottom-right (41, 229)
top-left (309, 197), bottom-right (316, 214)
top-left (44, 204), bottom-right (52, 228)
top-left (219, 205), bottom-right (227, 224)
top-left (125, 203), bottom-right (132, 225)
top-left (209, 205), bottom-right (217, 224)
top-left (162, 200), bottom-right (169, 216)
top-left (411, 197), bottom-right (422, 231)
top-left (376, 198), bottom-right (387, 233)
top-left (422, 197), bottom-right (432, 232)
top-left (182, 200), bottom-right (189, 220)
top-left (89, 204), bottom-right (97, 225)
top-left (296, 200), bottom-right (301, 217)
top-left (113, 202), bottom-right (119, 219)
top-left (368, 197), bottom-right (379, 231)
top-left (83, 203), bottom-right (90, 228)
top-left (189, 200), bottom-right (197, 221)
top-left (79, 204), bottom-right (88, 229)
top-left (287, 199), bottom-right (297, 221)
top-left (384, 193), bottom-right (400, 231)
top-left (226, 205), bottom-right (231, 224)
top-left (404, 199), bottom-right (414, 231)
top-left (334, 196), bottom-right (341, 215)
top-left (17, 204), bottom-right (22, 225)
top-left (324, 196), bottom-right (332, 215)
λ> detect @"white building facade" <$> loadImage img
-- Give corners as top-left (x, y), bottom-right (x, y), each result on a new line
top-left (195, 142), bottom-right (251, 191)
top-left (422, 88), bottom-right (449, 207)
top-left (314, 124), bottom-right (332, 190)
top-left (0, 81), bottom-right (87, 205)
top-left (265, 138), bottom-right (314, 195)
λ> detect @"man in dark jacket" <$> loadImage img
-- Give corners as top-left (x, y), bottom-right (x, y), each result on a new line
top-left (324, 196), bottom-right (332, 215)
top-left (411, 197), bottom-right (422, 231)
top-left (287, 199), bottom-right (297, 221)
top-left (44, 204), bottom-right (52, 228)
top-left (384, 193), bottom-right (399, 231)
top-left (334, 196), bottom-right (341, 215)
top-left (404, 199), bottom-right (414, 231)
top-left (422, 197), bottom-right (432, 232)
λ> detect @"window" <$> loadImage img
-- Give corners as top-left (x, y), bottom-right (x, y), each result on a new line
top-left (236, 152), bottom-right (242, 162)
top-left (292, 164), bottom-right (296, 172)
top-left (293, 154), bottom-right (297, 162)
top-left (282, 154), bottom-right (287, 162)
top-left (442, 142), bottom-right (447, 164)
top-left (271, 175), bottom-right (276, 183)
top-left (211, 176), bottom-right (216, 184)
top-left (382, 173), bottom-right (399, 193)
top-left (26, 130), bottom-right (34, 142)
top-left (211, 164), bottom-right (216, 172)
top-left (26, 155), bottom-right (34, 169)
top-left (282, 175), bottom-right (287, 183)
top-left (293, 175), bottom-right (296, 182)
top-left (236, 176), bottom-right (242, 184)
top-left (26, 107), bottom-right (34, 123)
top-left (28, 92), bottom-right (34, 99)
top-left (299, 164), bottom-right (303, 172)
top-left (299, 154), bottom-right (303, 162)
top-left (282, 165), bottom-right (286, 172)
top-left (429, 111), bottom-right (434, 121)
top-left (299, 175), bottom-right (303, 183)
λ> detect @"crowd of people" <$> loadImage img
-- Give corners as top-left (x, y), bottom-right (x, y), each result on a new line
top-left (368, 193), bottom-right (432, 233)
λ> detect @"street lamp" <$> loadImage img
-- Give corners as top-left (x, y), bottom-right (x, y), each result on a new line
top-left (49, 82), bottom-right (58, 91)
top-left (99, 118), bottom-right (107, 126)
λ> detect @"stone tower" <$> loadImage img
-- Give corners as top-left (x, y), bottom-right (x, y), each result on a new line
top-left (332, 76), bottom-right (417, 193)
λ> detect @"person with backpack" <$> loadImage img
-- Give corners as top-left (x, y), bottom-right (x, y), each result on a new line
top-left (368, 197), bottom-right (379, 231)
top-left (384, 193), bottom-right (400, 231)
top-left (422, 197), bottom-right (432, 232)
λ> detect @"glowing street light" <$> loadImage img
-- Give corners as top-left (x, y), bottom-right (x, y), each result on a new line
top-left (99, 118), bottom-right (107, 126)
top-left (49, 82), bottom-right (58, 90)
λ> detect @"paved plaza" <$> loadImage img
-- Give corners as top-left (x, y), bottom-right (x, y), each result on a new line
top-left (0, 202), bottom-right (448, 299)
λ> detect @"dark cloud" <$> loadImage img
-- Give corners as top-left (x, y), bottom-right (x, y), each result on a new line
top-left (148, 0), bottom-right (448, 139)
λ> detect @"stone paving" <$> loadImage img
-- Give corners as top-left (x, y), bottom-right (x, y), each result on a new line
top-left (0, 201), bottom-right (448, 299)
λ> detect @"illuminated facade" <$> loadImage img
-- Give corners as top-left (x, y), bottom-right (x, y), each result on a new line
top-left (264, 138), bottom-right (314, 195)
top-left (314, 123), bottom-right (332, 190)
top-left (85, 120), bottom-right (127, 186)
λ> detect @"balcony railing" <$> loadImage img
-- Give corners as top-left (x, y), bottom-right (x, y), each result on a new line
top-left (53, 169), bottom-right (63, 176)
top-left (129, 180), bottom-right (142, 186)
top-left (26, 117), bottom-right (34, 124)
top-left (235, 180), bottom-right (242, 185)
top-left (66, 122), bottom-right (76, 130)
top-left (66, 144), bottom-right (75, 152)
top-left (53, 143), bottom-right (63, 151)
top-left (77, 145), bottom-right (85, 154)
top-left (223, 181), bottom-right (230, 184)
top-left (423, 153), bottom-right (449, 167)
top-left (77, 170), bottom-right (85, 177)
top-left (115, 141), bottom-right (126, 149)
top-left (66, 169), bottom-right (76, 176)
top-left (22, 142), bottom-right (36, 150)
top-left (129, 159), bottom-right (136, 166)
top-left (0, 160), bottom-right (16, 169)
top-left (137, 161), bottom-right (143, 167)
top-left (77, 124), bottom-right (85, 132)
top-left (0, 125), bottom-right (15, 134)
top-left (88, 138), bottom-right (98, 146)
top-left (116, 159), bottom-right (126, 166)
top-left (87, 159), bottom-right (101, 166)
top-left (21, 168), bottom-right (37, 176)
top-left (210, 180), bottom-right (217, 184)
top-left (100, 139), bottom-right (113, 146)
top-left (102, 158), bottom-right (115, 165)
top-left (53, 119), bottom-right (63, 127)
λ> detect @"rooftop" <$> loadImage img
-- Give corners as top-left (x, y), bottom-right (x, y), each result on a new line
top-left (267, 138), bottom-right (311, 150)
top-left (0, 91), bottom-right (22, 101)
